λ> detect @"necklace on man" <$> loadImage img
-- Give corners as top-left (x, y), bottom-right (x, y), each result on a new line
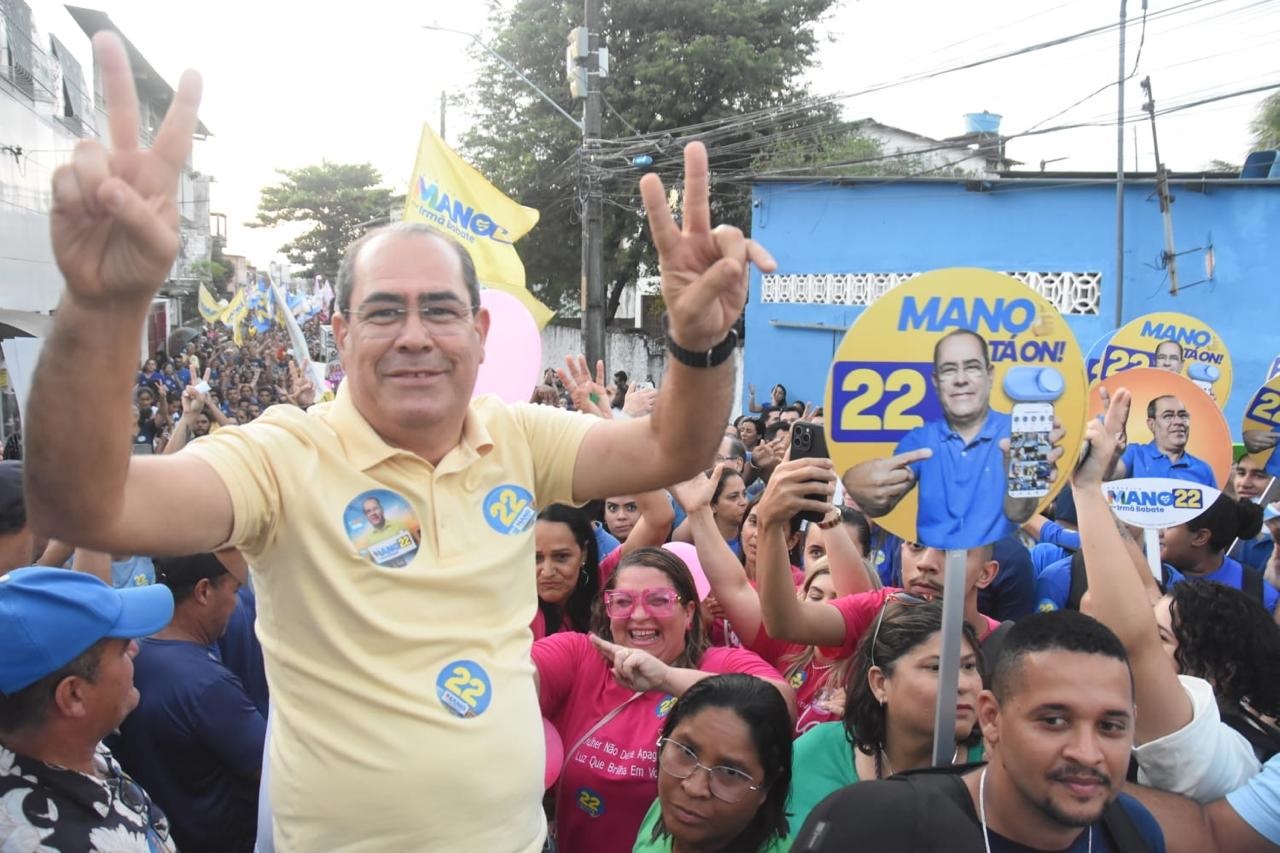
top-left (978, 766), bottom-right (1091, 853)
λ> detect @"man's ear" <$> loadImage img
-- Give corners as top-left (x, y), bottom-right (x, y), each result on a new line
top-left (977, 689), bottom-right (1001, 747)
top-left (975, 558), bottom-right (999, 591)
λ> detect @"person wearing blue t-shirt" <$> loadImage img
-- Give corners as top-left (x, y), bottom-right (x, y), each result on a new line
top-left (844, 329), bottom-right (1063, 550)
top-left (1161, 492), bottom-right (1279, 614)
top-left (115, 553), bottom-right (266, 853)
top-left (1112, 395), bottom-right (1215, 486)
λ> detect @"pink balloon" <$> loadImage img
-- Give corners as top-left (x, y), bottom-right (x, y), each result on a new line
top-left (662, 541), bottom-right (711, 601)
top-left (473, 289), bottom-right (542, 403)
top-left (543, 717), bottom-right (564, 790)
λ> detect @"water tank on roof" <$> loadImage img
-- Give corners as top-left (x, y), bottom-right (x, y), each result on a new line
top-left (1241, 150), bottom-right (1280, 179)
top-left (964, 111), bottom-right (1002, 135)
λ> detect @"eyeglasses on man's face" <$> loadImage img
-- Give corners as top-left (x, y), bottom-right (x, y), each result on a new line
top-left (657, 736), bottom-right (763, 803)
top-left (348, 299), bottom-right (478, 336)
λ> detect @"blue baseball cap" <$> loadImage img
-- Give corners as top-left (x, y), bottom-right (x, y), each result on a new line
top-left (0, 567), bottom-right (174, 694)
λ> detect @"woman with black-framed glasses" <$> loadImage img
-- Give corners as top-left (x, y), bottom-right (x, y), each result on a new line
top-left (633, 674), bottom-right (792, 852)
top-left (533, 548), bottom-right (794, 853)
top-left (786, 600), bottom-right (985, 832)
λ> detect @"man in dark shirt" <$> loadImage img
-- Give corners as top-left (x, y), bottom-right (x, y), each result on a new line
top-left (0, 567), bottom-right (176, 851)
top-left (115, 553), bottom-right (267, 853)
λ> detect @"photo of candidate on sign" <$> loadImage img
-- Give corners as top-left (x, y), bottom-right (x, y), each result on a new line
top-left (1241, 374), bottom-right (1280, 481)
top-left (1098, 311), bottom-right (1233, 405)
top-left (343, 489), bottom-right (423, 568)
top-left (1089, 368), bottom-right (1232, 488)
top-left (826, 268), bottom-right (1087, 551)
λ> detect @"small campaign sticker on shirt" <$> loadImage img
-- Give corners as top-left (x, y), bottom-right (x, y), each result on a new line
top-left (436, 660), bottom-right (493, 719)
top-left (790, 669), bottom-right (808, 689)
top-left (655, 694), bottom-right (677, 718)
top-left (342, 489), bottom-right (423, 569)
top-left (576, 788), bottom-right (606, 818)
top-left (484, 485), bottom-right (536, 535)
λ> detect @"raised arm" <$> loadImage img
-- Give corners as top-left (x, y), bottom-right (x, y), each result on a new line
top-left (756, 458), bottom-right (847, 647)
top-left (1073, 388), bottom-right (1191, 743)
top-left (571, 142), bottom-right (776, 501)
top-left (616, 488), bottom-right (675, 555)
top-left (672, 466), bottom-right (766, 646)
top-left (822, 511), bottom-right (878, 597)
top-left (24, 33), bottom-right (232, 555)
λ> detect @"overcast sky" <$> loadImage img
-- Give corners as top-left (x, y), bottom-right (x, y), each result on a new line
top-left (31, 0), bottom-right (1279, 268)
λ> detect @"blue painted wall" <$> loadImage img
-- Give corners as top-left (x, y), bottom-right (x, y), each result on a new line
top-left (745, 177), bottom-right (1280, 435)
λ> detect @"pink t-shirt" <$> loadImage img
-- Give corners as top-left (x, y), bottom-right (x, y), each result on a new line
top-left (708, 567), bottom-right (805, 648)
top-left (748, 628), bottom-right (838, 737)
top-left (821, 587), bottom-right (1001, 660)
top-left (532, 632), bottom-right (783, 853)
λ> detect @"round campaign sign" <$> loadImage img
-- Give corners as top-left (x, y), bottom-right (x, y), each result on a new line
top-left (1102, 478), bottom-right (1222, 529)
top-left (1098, 312), bottom-right (1232, 406)
top-left (1085, 330), bottom-right (1115, 384)
top-left (1088, 368), bottom-right (1232, 488)
top-left (825, 268), bottom-right (1088, 550)
top-left (1241, 374), bottom-right (1280, 481)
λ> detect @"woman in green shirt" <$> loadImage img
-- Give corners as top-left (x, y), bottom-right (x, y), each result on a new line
top-left (633, 674), bottom-right (792, 853)
top-left (787, 598), bottom-right (985, 832)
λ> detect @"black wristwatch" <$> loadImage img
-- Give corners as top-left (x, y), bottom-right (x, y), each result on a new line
top-left (661, 313), bottom-right (737, 369)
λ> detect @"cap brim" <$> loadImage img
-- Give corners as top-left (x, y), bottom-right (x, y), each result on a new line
top-left (108, 584), bottom-right (175, 639)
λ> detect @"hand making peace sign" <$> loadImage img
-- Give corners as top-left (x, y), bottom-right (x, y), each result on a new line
top-left (50, 32), bottom-right (203, 307)
top-left (639, 142), bottom-right (776, 352)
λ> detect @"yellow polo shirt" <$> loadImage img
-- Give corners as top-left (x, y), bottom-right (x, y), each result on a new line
top-left (185, 384), bottom-right (595, 852)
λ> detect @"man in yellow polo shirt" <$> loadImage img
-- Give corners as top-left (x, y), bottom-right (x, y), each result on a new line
top-left (23, 33), bottom-right (776, 853)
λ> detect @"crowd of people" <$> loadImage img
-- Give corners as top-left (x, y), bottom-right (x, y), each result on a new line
top-left (2, 29), bottom-right (1280, 853)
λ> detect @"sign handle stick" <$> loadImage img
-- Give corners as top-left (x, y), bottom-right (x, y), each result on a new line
top-left (1144, 528), bottom-right (1162, 581)
top-left (932, 548), bottom-right (967, 766)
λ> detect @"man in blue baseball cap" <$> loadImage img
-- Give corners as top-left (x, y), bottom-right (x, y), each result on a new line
top-left (0, 567), bottom-right (177, 851)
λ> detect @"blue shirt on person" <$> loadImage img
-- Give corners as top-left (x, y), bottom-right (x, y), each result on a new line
top-left (1227, 752), bottom-right (1280, 844)
top-left (215, 585), bottom-right (269, 717)
top-left (977, 535), bottom-right (1037, 622)
top-left (1120, 441), bottom-right (1216, 486)
top-left (896, 409), bottom-right (1013, 549)
top-left (115, 638), bottom-right (267, 853)
top-left (1168, 555), bottom-right (1279, 612)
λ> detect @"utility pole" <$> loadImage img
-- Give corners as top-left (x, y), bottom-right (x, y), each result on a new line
top-left (581, 0), bottom-right (606, 368)
top-left (1114, 0), bottom-right (1127, 329)
top-left (440, 91), bottom-right (446, 142)
top-left (1141, 76), bottom-right (1180, 296)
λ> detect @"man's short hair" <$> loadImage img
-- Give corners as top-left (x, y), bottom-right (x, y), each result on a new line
top-left (720, 436), bottom-right (747, 463)
top-left (931, 328), bottom-right (990, 370)
top-left (335, 223), bottom-right (480, 314)
top-left (989, 611), bottom-right (1130, 702)
top-left (0, 640), bottom-right (103, 734)
top-left (1154, 341), bottom-right (1182, 358)
top-left (1146, 394), bottom-right (1179, 420)
top-left (156, 553), bottom-right (229, 605)
top-left (763, 420), bottom-right (790, 443)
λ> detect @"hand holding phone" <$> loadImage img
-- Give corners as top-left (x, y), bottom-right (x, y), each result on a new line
top-left (789, 421), bottom-right (832, 523)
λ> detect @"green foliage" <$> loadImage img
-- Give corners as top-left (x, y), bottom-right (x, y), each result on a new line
top-left (461, 0), bottom-right (838, 318)
top-left (248, 162), bottom-right (394, 281)
top-left (1250, 91), bottom-right (1280, 151)
top-left (188, 259), bottom-right (227, 285)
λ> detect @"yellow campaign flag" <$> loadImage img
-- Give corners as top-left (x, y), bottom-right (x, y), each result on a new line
top-left (219, 288), bottom-right (248, 345)
top-left (198, 283), bottom-right (224, 324)
top-left (403, 124), bottom-right (554, 328)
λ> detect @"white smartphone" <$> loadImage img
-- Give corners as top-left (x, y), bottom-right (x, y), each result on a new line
top-left (1007, 402), bottom-right (1054, 499)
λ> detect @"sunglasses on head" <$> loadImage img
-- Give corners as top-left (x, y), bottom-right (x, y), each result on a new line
top-left (603, 588), bottom-right (683, 619)
top-left (868, 591), bottom-right (930, 668)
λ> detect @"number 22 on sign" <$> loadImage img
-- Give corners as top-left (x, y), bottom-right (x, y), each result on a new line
top-left (830, 361), bottom-right (933, 443)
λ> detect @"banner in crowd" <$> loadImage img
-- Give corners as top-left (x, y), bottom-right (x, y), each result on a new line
top-left (220, 288), bottom-right (249, 345)
top-left (1104, 477), bottom-right (1224, 529)
top-left (198, 283), bottom-right (224, 324)
top-left (825, 268), bottom-right (1088, 551)
top-left (1098, 311), bottom-right (1233, 405)
top-left (402, 124), bottom-right (553, 328)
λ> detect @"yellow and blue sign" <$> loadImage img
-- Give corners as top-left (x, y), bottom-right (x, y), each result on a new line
top-left (435, 659), bottom-right (492, 719)
top-left (1241, 374), bottom-right (1280, 479)
top-left (342, 489), bottom-right (422, 568)
top-left (1099, 312), bottom-right (1233, 406)
top-left (825, 268), bottom-right (1087, 550)
top-left (1102, 477), bottom-right (1222, 529)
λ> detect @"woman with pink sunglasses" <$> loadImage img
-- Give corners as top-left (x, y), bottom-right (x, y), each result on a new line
top-left (532, 547), bottom-right (794, 853)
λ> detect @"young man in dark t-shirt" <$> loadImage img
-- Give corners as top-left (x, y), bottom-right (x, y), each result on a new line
top-left (114, 553), bottom-right (266, 853)
top-left (793, 611), bottom-right (1165, 852)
